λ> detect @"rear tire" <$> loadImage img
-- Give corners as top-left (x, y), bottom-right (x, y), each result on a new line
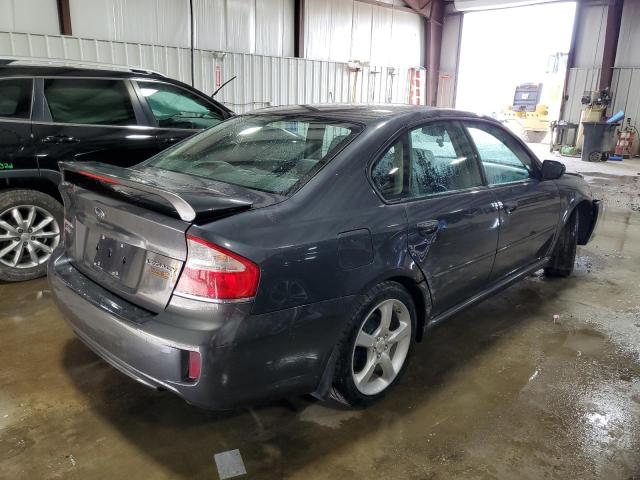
top-left (544, 209), bottom-right (578, 278)
top-left (330, 281), bottom-right (416, 408)
top-left (0, 189), bottom-right (63, 282)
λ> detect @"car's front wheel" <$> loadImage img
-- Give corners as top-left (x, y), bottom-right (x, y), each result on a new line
top-left (545, 209), bottom-right (578, 277)
top-left (330, 282), bottom-right (416, 407)
top-left (0, 189), bottom-right (63, 282)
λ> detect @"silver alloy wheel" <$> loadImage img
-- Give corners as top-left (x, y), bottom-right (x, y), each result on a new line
top-left (351, 298), bottom-right (412, 396)
top-left (0, 205), bottom-right (60, 269)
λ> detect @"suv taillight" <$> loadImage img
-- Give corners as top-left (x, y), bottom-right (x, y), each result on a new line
top-left (175, 235), bottom-right (260, 301)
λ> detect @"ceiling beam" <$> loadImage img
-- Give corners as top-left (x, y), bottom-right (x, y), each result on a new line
top-left (294, 0), bottom-right (304, 58)
top-left (598, 0), bottom-right (623, 91)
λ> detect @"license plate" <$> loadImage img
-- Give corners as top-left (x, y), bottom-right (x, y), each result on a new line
top-left (93, 236), bottom-right (136, 280)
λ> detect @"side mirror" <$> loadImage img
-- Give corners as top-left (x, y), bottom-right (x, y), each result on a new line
top-left (541, 159), bottom-right (566, 180)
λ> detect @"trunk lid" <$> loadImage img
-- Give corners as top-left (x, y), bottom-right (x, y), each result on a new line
top-left (58, 161), bottom-right (271, 313)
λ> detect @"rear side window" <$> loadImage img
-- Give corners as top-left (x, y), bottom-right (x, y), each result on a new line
top-left (44, 79), bottom-right (136, 126)
top-left (0, 78), bottom-right (32, 119)
top-left (146, 115), bottom-right (360, 195)
top-left (408, 122), bottom-right (482, 196)
top-left (137, 81), bottom-right (224, 130)
top-left (371, 140), bottom-right (404, 200)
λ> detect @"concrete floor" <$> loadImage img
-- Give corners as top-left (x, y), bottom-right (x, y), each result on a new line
top-left (1, 156), bottom-right (640, 480)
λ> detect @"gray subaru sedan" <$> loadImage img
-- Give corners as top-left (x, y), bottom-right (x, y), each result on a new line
top-left (49, 105), bottom-right (601, 409)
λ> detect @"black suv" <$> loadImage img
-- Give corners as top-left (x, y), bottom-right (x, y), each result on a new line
top-left (0, 63), bottom-right (233, 281)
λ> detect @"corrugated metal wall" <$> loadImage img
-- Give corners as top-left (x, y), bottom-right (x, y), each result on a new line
top-left (304, 0), bottom-right (424, 67)
top-left (563, 0), bottom-right (640, 127)
top-left (68, 0), bottom-right (295, 57)
top-left (610, 0), bottom-right (640, 126)
top-left (436, 12), bottom-right (462, 108)
top-left (0, 0), bottom-right (59, 35)
top-left (0, 31), bottom-right (414, 113)
top-left (561, 2), bottom-right (607, 124)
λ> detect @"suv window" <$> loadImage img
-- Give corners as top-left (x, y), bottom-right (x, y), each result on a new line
top-left (408, 122), bottom-right (482, 196)
top-left (0, 78), bottom-right (32, 119)
top-left (44, 79), bottom-right (136, 126)
top-left (137, 81), bottom-right (224, 130)
top-left (466, 123), bottom-right (534, 185)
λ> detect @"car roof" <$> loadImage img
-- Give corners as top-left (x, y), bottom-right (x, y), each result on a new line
top-left (248, 104), bottom-right (494, 126)
top-left (0, 63), bottom-right (169, 82)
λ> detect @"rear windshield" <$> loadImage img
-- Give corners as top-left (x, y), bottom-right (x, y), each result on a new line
top-left (145, 115), bottom-right (361, 194)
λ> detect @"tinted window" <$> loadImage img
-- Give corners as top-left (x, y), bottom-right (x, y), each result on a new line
top-left (146, 115), bottom-right (360, 194)
top-left (138, 81), bottom-right (224, 130)
top-left (409, 122), bottom-right (482, 196)
top-left (466, 123), bottom-right (534, 185)
top-left (0, 79), bottom-right (32, 118)
top-left (371, 140), bottom-right (404, 200)
top-left (44, 79), bottom-right (136, 125)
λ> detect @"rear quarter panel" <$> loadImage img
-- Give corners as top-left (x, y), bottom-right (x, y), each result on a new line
top-left (188, 123), bottom-right (422, 316)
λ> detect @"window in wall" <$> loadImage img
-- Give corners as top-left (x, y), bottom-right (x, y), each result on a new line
top-left (0, 79), bottom-right (32, 119)
top-left (44, 79), bottom-right (136, 126)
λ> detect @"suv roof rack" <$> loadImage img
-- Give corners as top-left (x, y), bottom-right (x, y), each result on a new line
top-left (0, 57), bottom-right (166, 77)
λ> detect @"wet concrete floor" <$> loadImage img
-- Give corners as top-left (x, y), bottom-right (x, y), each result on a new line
top-left (1, 164), bottom-right (640, 479)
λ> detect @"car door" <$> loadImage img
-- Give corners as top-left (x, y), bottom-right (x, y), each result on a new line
top-left (371, 120), bottom-right (500, 315)
top-left (0, 77), bottom-right (37, 172)
top-left (33, 77), bottom-right (159, 173)
top-left (464, 121), bottom-right (561, 281)
top-left (133, 80), bottom-right (227, 150)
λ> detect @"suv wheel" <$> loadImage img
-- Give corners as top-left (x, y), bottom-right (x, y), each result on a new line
top-left (0, 190), bottom-right (63, 282)
top-left (330, 282), bottom-right (416, 407)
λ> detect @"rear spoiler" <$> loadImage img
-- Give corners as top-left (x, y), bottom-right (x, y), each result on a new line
top-left (59, 161), bottom-right (253, 223)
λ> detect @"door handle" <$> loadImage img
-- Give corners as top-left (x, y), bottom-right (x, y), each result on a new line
top-left (502, 201), bottom-right (518, 214)
top-left (416, 220), bottom-right (440, 236)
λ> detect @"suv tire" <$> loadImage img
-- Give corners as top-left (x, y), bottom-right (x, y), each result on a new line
top-left (0, 189), bottom-right (63, 282)
top-left (330, 281), bottom-right (416, 407)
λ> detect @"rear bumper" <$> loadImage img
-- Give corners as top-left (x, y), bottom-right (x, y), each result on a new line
top-left (48, 248), bottom-right (356, 409)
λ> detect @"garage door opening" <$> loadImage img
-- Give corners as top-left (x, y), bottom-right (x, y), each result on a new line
top-left (455, 1), bottom-right (577, 145)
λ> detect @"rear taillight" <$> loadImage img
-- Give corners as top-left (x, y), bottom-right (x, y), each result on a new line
top-left (175, 235), bottom-right (260, 301)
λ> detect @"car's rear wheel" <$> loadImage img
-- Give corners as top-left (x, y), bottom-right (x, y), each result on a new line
top-left (330, 282), bottom-right (416, 407)
top-left (0, 190), bottom-right (63, 282)
top-left (544, 209), bottom-right (578, 278)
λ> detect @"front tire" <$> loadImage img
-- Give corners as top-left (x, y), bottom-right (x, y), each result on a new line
top-left (544, 209), bottom-right (578, 278)
top-left (0, 189), bottom-right (63, 282)
top-left (330, 281), bottom-right (416, 407)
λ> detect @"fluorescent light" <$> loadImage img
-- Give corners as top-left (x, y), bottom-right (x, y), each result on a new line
top-left (126, 134), bottom-right (152, 140)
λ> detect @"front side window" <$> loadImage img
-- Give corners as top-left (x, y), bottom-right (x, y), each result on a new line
top-left (138, 81), bottom-right (224, 130)
top-left (44, 79), bottom-right (136, 126)
top-left (408, 122), bottom-right (483, 196)
top-left (466, 123), bottom-right (534, 185)
top-left (146, 115), bottom-right (360, 194)
top-left (0, 78), bottom-right (32, 119)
